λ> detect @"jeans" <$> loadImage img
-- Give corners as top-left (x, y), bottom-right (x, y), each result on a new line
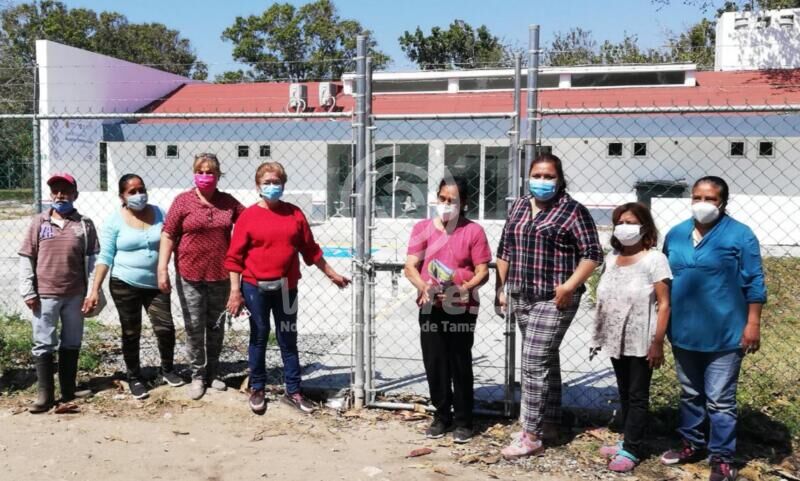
top-left (241, 282), bottom-right (301, 393)
top-left (419, 307), bottom-right (477, 428)
top-left (673, 346), bottom-right (744, 462)
top-left (31, 295), bottom-right (84, 356)
top-left (610, 356), bottom-right (653, 459)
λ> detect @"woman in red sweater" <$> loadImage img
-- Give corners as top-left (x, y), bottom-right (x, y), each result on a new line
top-left (224, 162), bottom-right (350, 414)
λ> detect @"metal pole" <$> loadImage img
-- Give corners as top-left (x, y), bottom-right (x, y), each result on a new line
top-left (32, 63), bottom-right (42, 213)
top-left (525, 25), bottom-right (540, 176)
top-left (503, 53), bottom-right (523, 419)
top-left (352, 35), bottom-right (368, 409)
top-left (364, 56), bottom-right (376, 406)
top-left (511, 54), bottom-right (522, 200)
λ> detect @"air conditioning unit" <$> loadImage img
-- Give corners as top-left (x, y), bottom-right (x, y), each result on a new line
top-left (288, 83), bottom-right (307, 110)
top-left (318, 82), bottom-right (336, 107)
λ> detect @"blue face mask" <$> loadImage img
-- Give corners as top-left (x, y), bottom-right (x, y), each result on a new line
top-left (260, 184), bottom-right (283, 201)
top-left (126, 193), bottom-right (148, 211)
top-left (528, 179), bottom-right (558, 201)
top-left (52, 200), bottom-right (74, 215)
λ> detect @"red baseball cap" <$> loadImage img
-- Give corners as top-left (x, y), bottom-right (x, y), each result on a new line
top-left (47, 173), bottom-right (78, 189)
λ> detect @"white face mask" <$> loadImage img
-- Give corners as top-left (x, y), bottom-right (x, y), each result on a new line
top-left (692, 202), bottom-right (720, 224)
top-left (613, 224), bottom-right (643, 247)
top-left (436, 203), bottom-right (458, 222)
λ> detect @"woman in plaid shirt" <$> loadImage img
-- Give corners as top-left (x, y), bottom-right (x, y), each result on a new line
top-left (496, 153), bottom-right (603, 459)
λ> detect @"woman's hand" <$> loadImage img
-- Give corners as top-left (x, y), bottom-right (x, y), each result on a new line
top-left (157, 268), bottom-right (171, 294)
top-left (647, 340), bottom-right (665, 369)
top-left (456, 284), bottom-right (470, 305)
top-left (24, 296), bottom-right (40, 312)
top-left (329, 272), bottom-right (351, 289)
top-left (554, 283), bottom-right (576, 310)
top-left (226, 289), bottom-right (244, 315)
top-left (81, 290), bottom-right (100, 314)
top-left (741, 321), bottom-right (761, 354)
top-left (417, 284), bottom-right (435, 307)
top-left (494, 290), bottom-right (507, 317)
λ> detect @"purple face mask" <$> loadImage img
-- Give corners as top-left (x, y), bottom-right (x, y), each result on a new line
top-left (194, 173), bottom-right (217, 194)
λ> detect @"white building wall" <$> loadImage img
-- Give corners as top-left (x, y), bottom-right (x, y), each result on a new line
top-left (36, 40), bottom-right (196, 192)
top-left (715, 9), bottom-right (800, 71)
top-left (105, 139), bottom-right (329, 193)
top-left (547, 136), bottom-right (800, 197)
top-left (547, 135), bottom-right (800, 246)
top-left (80, 134), bottom-right (800, 249)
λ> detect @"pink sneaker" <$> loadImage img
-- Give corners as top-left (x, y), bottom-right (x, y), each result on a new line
top-left (281, 392), bottom-right (315, 414)
top-left (501, 432), bottom-right (545, 460)
top-left (599, 441), bottom-right (623, 458)
top-left (608, 450), bottom-right (638, 473)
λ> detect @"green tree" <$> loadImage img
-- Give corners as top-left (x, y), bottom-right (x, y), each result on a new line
top-left (0, 0), bottom-right (206, 189)
top-left (222, 0), bottom-right (389, 81)
top-left (399, 20), bottom-right (508, 69)
top-left (0, 1), bottom-right (205, 77)
top-left (547, 27), bottom-right (597, 66)
top-left (547, 29), bottom-right (666, 66)
top-left (652, 0), bottom-right (800, 12)
top-left (214, 69), bottom-right (257, 84)
top-left (664, 18), bottom-right (716, 68)
top-left (598, 34), bottom-right (668, 64)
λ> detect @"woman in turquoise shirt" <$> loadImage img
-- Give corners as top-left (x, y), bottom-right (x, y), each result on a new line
top-left (85, 174), bottom-right (184, 400)
top-left (659, 176), bottom-right (766, 481)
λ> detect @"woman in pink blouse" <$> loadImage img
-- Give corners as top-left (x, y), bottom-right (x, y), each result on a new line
top-left (404, 176), bottom-right (492, 444)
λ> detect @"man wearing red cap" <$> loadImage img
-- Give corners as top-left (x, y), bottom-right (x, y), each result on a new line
top-left (18, 173), bottom-right (100, 412)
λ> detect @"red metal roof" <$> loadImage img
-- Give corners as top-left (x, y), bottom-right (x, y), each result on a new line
top-left (141, 69), bottom-right (800, 120)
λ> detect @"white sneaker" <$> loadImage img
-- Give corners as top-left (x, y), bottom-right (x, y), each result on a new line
top-left (188, 379), bottom-right (206, 400)
top-left (208, 379), bottom-right (227, 391)
top-left (501, 433), bottom-right (545, 460)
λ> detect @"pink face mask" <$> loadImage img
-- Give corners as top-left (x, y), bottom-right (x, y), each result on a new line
top-left (194, 173), bottom-right (217, 193)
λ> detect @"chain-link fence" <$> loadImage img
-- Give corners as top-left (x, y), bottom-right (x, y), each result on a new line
top-left (537, 103), bottom-right (800, 429)
top-left (358, 103), bottom-right (800, 434)
top-left (0, 108), bottom-right (359, 391)
top-left (365, 114), bottom-right (517, 413)
top-left (1, 35), bottom-right (799, 437)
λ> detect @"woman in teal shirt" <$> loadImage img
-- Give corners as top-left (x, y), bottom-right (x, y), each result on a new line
top-left (85, 174), bottom-right (184, 399)
top-left (659, 176), bottom-right (766, 481)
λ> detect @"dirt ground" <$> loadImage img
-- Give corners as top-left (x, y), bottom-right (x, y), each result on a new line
top-left (0, 382), bottom-right (797, 481)
top-left (0, 383), bottom-right (576, 481)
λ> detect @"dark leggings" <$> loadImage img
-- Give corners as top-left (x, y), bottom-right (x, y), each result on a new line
top-left (419, 307), bottom-right (477, 428)
top-left (611, 355), bottom-right (653, 459)
top-left (109, 277), bottom-right (176, 379)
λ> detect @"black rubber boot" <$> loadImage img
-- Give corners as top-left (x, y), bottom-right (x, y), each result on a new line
top-left (29, 353), bottom-right (55, 413)
top-left (58, 349), bottom-right (92, 402)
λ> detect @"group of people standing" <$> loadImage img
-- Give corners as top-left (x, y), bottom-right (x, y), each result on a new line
top-left (19, 150), bottom-right (765, 481)
top-left (403, 154), bottom-right (765, 481)
top-left (19, 154), bottom-right (349, 415)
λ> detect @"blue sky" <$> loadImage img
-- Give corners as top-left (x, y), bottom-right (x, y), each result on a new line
top-left (48, 0), bottom-right (711, 77)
